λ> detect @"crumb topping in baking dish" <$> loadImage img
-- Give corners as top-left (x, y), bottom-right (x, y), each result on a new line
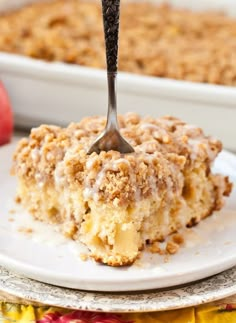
top-left (0, 0), bottom-right (236, 86)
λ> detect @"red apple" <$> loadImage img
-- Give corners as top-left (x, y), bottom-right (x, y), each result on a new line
top-left (0, 82), bottom-right (13, 146)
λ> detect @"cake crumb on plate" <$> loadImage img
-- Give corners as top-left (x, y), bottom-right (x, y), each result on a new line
top-left (18, 227), bottom-right (33, 234)
top-left (80, 253), bottom-right (89, 262)
top-left (166, 241), bottom-right (180, 255)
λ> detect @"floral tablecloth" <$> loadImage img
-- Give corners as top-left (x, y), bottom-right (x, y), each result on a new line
top-left (1, 292), bottom-right (236, 323)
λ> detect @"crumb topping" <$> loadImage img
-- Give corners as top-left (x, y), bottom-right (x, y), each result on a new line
top-left (13, 113), bottom-right (222, 206)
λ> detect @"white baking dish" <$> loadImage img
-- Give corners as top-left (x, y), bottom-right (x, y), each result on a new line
top-left (0, 0), bottom-right (236, 151)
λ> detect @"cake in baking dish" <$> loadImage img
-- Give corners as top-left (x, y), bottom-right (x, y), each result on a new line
top-left (1, 0), bottom-right (236, 86)
top-left (12, 114), bottom-right (232, 266)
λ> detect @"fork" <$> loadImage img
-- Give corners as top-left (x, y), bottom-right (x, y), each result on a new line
top-left (87, 0), bottom-right (134, 155)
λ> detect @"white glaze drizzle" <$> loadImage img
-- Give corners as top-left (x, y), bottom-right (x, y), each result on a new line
top-left (142, 153), bottom-right (158, 197)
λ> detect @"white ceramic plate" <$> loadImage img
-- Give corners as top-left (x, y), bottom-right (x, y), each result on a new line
top-left (1, 265), bottom-right (236, 312)
top-left (0, 141), bottom-right (236, 292)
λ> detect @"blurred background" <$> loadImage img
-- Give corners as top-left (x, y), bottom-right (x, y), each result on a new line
top-left (0, 0), bottom-right (235, 150)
